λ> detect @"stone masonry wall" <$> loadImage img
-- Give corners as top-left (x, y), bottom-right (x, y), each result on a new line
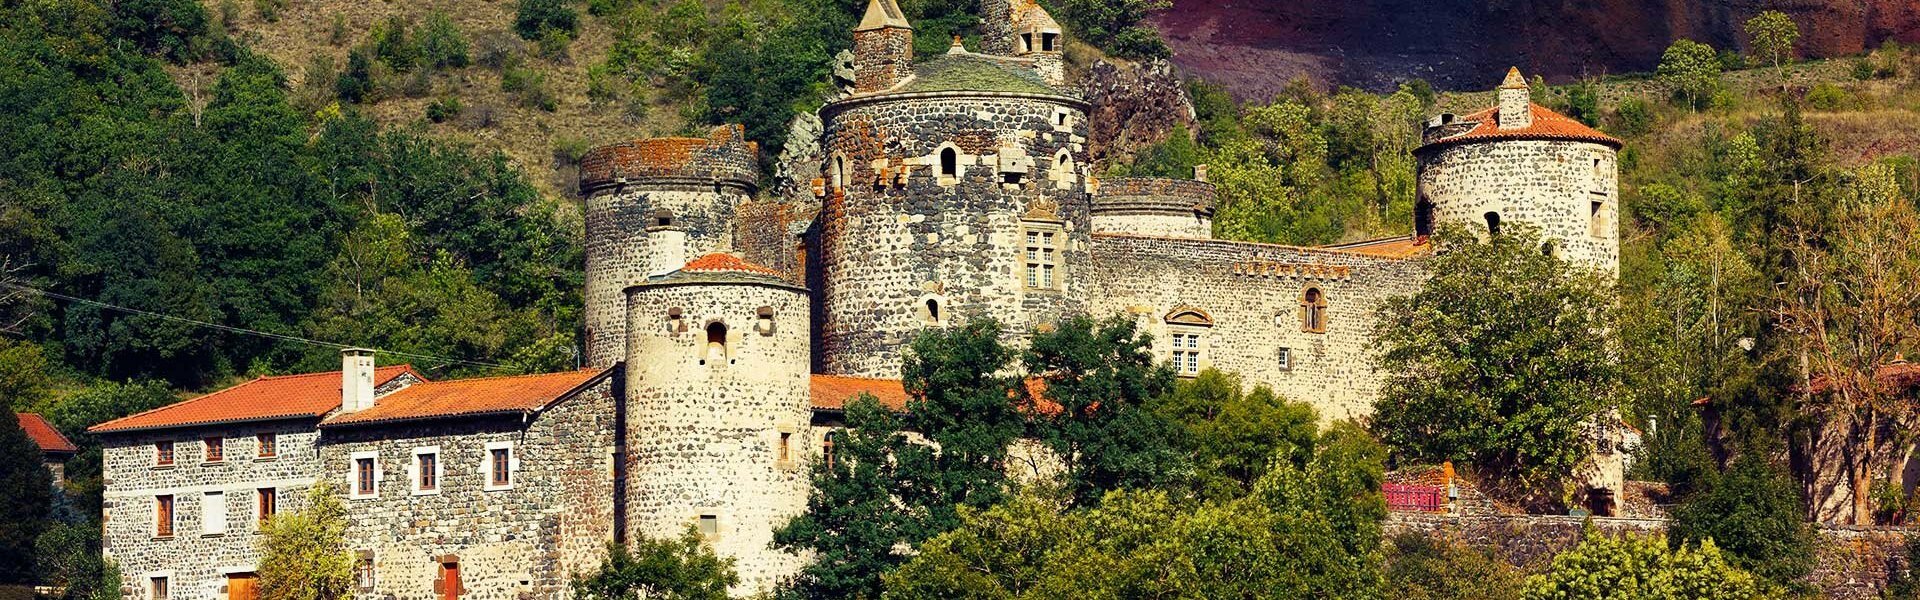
top-left (1086, 234), bottom-right (1425, 421)
top-left (583, 185), bottom-right (752, 367)
top-left (101, 423), bottom-right (327, 600)
top-left (817, 92), bottom-right (1092, 377)
top-left (624, 281), bottom-right (812, 595)
top-left (851, 28), bottom-right (913, 93)
top-left (1416, 139), bottom-right (1619, 273)
top-left (319, 378), bottom-right (617, 600)
top-left (733, 200), bottom-right (815, 284)
top-left (1091, 177), bottom-right (1214, 239)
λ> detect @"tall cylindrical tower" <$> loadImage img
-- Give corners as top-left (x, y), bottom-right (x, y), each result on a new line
top-left (1414, 68), bottom-right (1623, 274)
top-left (623, 253), bottom-right (810, 594)
top-left (580, 125), bottom-right (759, 367)
top-left (817, 40), bottom-right (1093, 378)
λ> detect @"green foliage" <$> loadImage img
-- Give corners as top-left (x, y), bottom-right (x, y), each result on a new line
top-left (1371, 225), bottom-right (1619, 493)
top-left (0, 410), bottom-right (53, 584)
top-left (1023, 314), bottom-right (1185, 507)
top-left (252, 0), bottom-right (284, 23)
top-left (0, 339), bottom-right (54, 412)
top-left (371, 15), bottom-right (419, 71)
top-left (572, 531), bottom-right (737, 600)
top-left (1669, 454), bottom-right (1814, 592)
top-left (503, 65), bottom-right (559, 111)
top-left (1037, 0), bottom-right (1170, 59)
top-left (109, 0), bottom-right (212, 62)
top-left (885, 422), bottom-right (1388, 599)
top-left (1153, 369), bottom-right (1316, 500)
top-left (417, 12), bottom-right (471, 70)
top-left (535, 27), bottom-right (573, 61)
top-left (1657, 39), bottom-right (1722, 110)
top-left (1565, 79), bottom-right (1601, 126)
top-left (1521, 533), bottom-right (1772, 600)
top-left (1806, 82), bottom-right (1852, 111)
top-left (1744, 11), bottom-right (1800, 70)
top-left (330, 14), bottom-right (348, 45)
top-left (35, 522), bottom-right (116, 600)
top-left (338, 49), bottom-right (376, 103)
top-left (426, 97), bottom-right (464, 123)
top-left (1611, 96), bottom-right (1657, 137)
top-left (515, 0), bottom-right (579, 41)
top-left (774, 397), bottom-right (927, 600)
top-left (1112, 125), bottom-right (1201, 178)
top-left (1383, 532), bottom-right (1525, 600)
top-left (259, 483), bottom-right (353, 600)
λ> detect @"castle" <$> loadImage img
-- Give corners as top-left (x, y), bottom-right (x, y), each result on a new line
top-left (88, 0), bottom-right (1621, 597)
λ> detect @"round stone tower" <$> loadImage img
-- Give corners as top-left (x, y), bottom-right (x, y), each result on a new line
top-left (818, 0), bottom-right (1094, 377)
top-left (1092, 175), bottom-right (1216, 239)
top-left (1414, 67), bottom-right (1623, 274)
top-left (580, 125), bottom-right (759, 368)
top-left (622, 253), bottom-right (810, 594)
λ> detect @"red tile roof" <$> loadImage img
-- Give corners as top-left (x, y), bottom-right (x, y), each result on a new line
top-left (1803, 360), bottom-right (1920, 395)
top-left (1420, 103), bottom-right (1622, 151)
top-left (18, 413), bottom-right (76, 454)
top-left (90, 366), bottom-right (421, 434)
top-left (1324, 235), bottom-right (1433, 258)
top-left (811, 375), bottom-right (910, 411)
top-left (681, 253), bottom-right (784, 276)
top-left (321, 368), bottom-right (612, 427)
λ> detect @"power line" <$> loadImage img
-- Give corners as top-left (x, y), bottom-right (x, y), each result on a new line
top-left (0, 281), bottom-right (518, 371)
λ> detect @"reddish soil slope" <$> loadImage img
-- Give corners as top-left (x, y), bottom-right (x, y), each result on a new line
top-left (1155, 0), bottom-right (1920, 97)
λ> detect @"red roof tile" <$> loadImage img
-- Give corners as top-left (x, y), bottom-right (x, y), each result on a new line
top-left (682, 253), bottom-right (784, 276)
top-left (1804, 361), bottom-right (1920, 395)
top-left (1420, 103), bottom-right (1622, 151)
top-left (1324, 235), bottom-right (1433, 258)
top-left (18, 413), bottom-right (76, 454)
top-left (90, 365), bottom-right (421, 434)
top-left (811, 375), bottom-right (910, 411)
top-left (321, 369), bottom-right (611, 427)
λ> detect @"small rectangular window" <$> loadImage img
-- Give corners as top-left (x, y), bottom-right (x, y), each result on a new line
top-left (151, 577), bottom-right (169, 600)
top-left (256, 434), bottom-right (276, 459)
top-left (202, 491), bottom-right (226, 536)
top-left (1590, 200), bottom-right (1605, 237)
top-left (356, 458), bottom-right (376, 496)
top-left (698, 515), bottom-right (719, 536)
top-left (1277, 347), bottom-right (1293, 371)
top-left (155, 495), bottom-right (174, 538)
top-left (778, 432), bottom-right (792, 462)
top-left (355, 554), bottom-right (376, 591)
top-left (155, 442), bottom-right (174, 467)
top-left (418, 452), bottom-right (438, 492)
top-left (203, 437), bottom-right (224, 463)
top-left (257, 488), bottom-right (276, 528)
top-left (491, 448), bottom-right (511, 487)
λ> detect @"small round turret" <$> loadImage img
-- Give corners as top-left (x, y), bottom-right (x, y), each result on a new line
top-left (1092, 176), bottom-right (1216, 239)
top-left (580, 125), bottom-right (759, 368)
top-left (622, 253), bottom-right (810, 594)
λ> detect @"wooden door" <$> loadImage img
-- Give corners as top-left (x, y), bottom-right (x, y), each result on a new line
top-left (439, 562), bottom-right (460, 600)
top-left (227, 573), bottom-right (258, 600)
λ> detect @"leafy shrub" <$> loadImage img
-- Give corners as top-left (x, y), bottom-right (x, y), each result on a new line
top-left (217, 0), bottom-right (240, 29)
top-left (330, 14), bottom-right (348, 46)
top-left (425, 97), bottom-right (464, 123)
top-left (502, 66), bottom-right (557, 111)
top-left (1565, 80), bottom-right (1601, 126)
top-left (295, 55), bottom-right (339, 115)
top-left (1522, 533), bottom-right (1767, 599)
top-left (461, 104), bottom-right (500, 129)
top-left (371, 15), bottom-right (418, 71)
top-left (1384, 533), bottom-right (1524, 600)
top-left (1611, 97), bottom-right (1657, 137)
top-left (336, 49), bottom-right (376, 103)
top-left (417, 12), bottom-right (470, 70)
top-left (1669, 454), bottom-right (1814, 592)
top-left (252, 0), bottom-right (284, 22)
top-left (1805, 83), bottom-right (1851, 111)
top-left (109, 0), bottom-right (212, 62)
top-left (474, 30), bottom-right (523, 70)
top-left (1852, 57), bottom-right (1877, 81)
top-left (535, 27), bottom-right (572, 62)
top-left (514, 0), bottom-right (578, 41)
top-left (399, 69), bottom-right (432, 98)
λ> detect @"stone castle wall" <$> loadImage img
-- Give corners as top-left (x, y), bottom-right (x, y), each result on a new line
top-left (623, 280), bottom-right (812, 594)
top-left (1086, 234), bottom-right (1424, 421)
top-left (581, 128), bottom-right (759, 368)
top-left (817, 93), bottom-right (1092, 377)
top-left (733, 200), bottom-right (815, 284)
top-left (101, 423), bottom-right (327, 600)
top-left (1092, 177), bottom-right (1214, 239)
top-left (851, 28), bottom-right (913, 93)
top-left (1416, 139), bottom-right (1618, 272)
top-left (320, 378), bottom-right (617, 600)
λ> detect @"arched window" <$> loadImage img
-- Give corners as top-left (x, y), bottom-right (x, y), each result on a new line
top-left (832, 155), bottom-right (846, 190)
top-left (1484, 211), bottom-right (1501, 237)
top-left (703, 322), bottom-right (728, 365)
top-left (1301, 287), bottom-right (1327, 333)
top-left (940, 148), bottom-right (958, 179)
top-left (926, 299), bottom-right (940, 322)
top-left (1413, 197), bottom-right (1435, 237)
top-left (918, 294), bottom-right (946, 326)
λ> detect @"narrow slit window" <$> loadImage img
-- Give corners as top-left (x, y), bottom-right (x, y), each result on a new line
top-left (1590, 200), bottom-right (1605, 237)
top-left (778, 432), bottom-right (792, 462)
top-left (1277, 347), bottom-right (1293, 371)
top-left (418, 452), bottom-right (438, 492)
top-left (926, 299), bottom-right (940, 323)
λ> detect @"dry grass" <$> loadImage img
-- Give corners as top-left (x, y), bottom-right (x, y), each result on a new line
top-left (207, 0), bottom-right (692, 202)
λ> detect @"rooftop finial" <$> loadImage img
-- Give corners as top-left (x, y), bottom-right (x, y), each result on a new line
top-left (948, 34), bottom-right (966, 54)
top-left (1500, 66), bottom-right (1528, 90)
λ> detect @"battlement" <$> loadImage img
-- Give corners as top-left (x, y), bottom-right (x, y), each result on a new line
top-left (579, 125), bottom-right (760, 193)
top-left (1094, 177), bottom-right (1216, 215)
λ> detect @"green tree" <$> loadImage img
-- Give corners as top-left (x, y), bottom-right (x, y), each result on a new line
top-left (1383, 532), bottom-right (1524, 600)
top-left (1023, 314), bottom-right (1185, 507)
top-left (1370, 224), bottom-right (1619, 494)
top-left (258, 483), bottom-right (353, 600)
top-left (1153, 369), bottom-right (1316, 500)
top-left (1521, 533), bottom-right (1771, 600)
top-left (35, 522), bottom-right (117, 600)
top-left (0, 409), bottom-right (52, 584)
top-left (1657, 39), bottom-right (1722, 110)
top-left (1668, 453), bottom-right (1814, 592)
top-left (515, 0), bottom-right (579, 40)
top-left (337, 49), bottom-right (375, 103)
top-left (417, 12), bottom-right (470, 70)
top-left (1744, 11), bottom-right (1800, 72)
top-left (0, 339), bottom-right (54, 412)
top-left (572, 530), bottom-right (736, 600)
top-left (774, 397), bottom-right (929, 600)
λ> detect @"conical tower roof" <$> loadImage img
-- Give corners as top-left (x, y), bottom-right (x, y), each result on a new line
top-left (855, 0), bottom-right (911, 31)
top-left (1499, 66), bottom-right (1528, 89)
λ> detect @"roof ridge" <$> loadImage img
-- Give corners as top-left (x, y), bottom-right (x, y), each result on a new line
top-left (813, 374), bottom-right (904, 382)
top-left (405, 368), bottom-right (605, 386)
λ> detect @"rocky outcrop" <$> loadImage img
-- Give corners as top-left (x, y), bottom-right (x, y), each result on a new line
top-left (1079, 58), bottom-right (1197, 169)
top-left (1153, 0), bottom-right (1920, 97)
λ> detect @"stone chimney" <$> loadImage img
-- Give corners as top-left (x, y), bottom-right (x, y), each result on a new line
top-left (647, 226), bottom-right (688, 276)
top-left (851, 0), bottom-right (913, 93)
top-left (340, 348), bottom-right (376, 413)
top-left (1193, 164), bottom-right (1208, 183)
top-left (1497, 67), bottom-right (1532, 130)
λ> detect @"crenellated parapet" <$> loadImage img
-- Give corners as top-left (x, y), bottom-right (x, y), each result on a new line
top-left (1091, 176), bottom-right (1216, 239)
top-left (579, 125), bottom-right (759, 194)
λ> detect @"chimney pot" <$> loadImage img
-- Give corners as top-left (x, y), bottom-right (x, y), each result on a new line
top-left (340, 348), bottom-right (377, 413)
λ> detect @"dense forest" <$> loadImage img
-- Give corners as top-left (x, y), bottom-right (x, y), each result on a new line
top-left (7, 0), bottom-right (1920, 596)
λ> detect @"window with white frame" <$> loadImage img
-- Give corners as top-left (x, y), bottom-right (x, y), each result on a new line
top-left (1171, 332), bottom-right (1202, 375)
top-left (482, 442), bottom-right (516, 491)
top-left (1163, 307), bottom-right (1213, 377)
top-left (1022, 225), bottom-right (1061, 290)
top-left (201, 491), bottom-right (226, 536)
top-left (412, 447), bottom-right (441, 495)
top-left (1277, 347), bottom-right (1293, 371)
top-left (349, 451), bottom-right (381, 499)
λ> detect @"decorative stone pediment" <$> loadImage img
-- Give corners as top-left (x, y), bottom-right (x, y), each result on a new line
top-left (1163, 305), bottom-right (1214, 327)
top-left (1023, 197), bottom-right (1061, 222)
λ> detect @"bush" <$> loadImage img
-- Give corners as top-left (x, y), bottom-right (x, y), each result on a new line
top-left (1611, 97), bottom-right (1656, 137)
top-left (514, 0), bottom-right (577, 41)
top-left (1670, 454), bottom-right (1815, 590)
top-left (399, 69), bottom-right (432, 98)
top-left (217, 0), bottom-right (240, 29)
top-left (109, 0), bottom-right (213, 62)
top-left (252, 0), bottom-right (284, 23)
top-left (417, 12), bottom-right (470, 70)
top-left (1805, 83), bottom-right (1851, 111)
top-left (426, 97), bottom-right (464, 123)
top-left (1042, 0), bottom-right (1171, 60)
top-left (371, 15), bottom-right (418, 71)
top-left (330, 14), bottom-right (348, 45)
top-left (535, 27), bottom-right (572, 62)
top-left (502, 66), bottom-right (557, 111)
top-left (1522, 533), bottom-right (1767, 599)
top-left (336, 49), bottom-right (376, 103)
top-left (1565, 79), bottom-right (1601, 126)
top-left (1384, 533), bottom-right (1524, 600)
top-left (1852, 57), bottom-right (1877, 81)
top-left (474, 30), bottom-right (523, 70)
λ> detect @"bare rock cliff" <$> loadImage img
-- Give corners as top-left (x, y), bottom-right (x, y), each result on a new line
top-left (1079, 58), bottom-right (1198, 169)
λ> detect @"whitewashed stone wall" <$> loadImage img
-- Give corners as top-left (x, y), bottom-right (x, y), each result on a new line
top-left (319, 377), bottom-right (617, 600)
top-left (100, 423), bottom-right (326, 600)
top-left (1086, 234), bottom-right (1425, 421)
top-left (624, 279), bottom-right (812, 595)
top-left (1416, 139), bottom-right (1619, 273)
top-left (816, 92), bottom-right (1093, 378)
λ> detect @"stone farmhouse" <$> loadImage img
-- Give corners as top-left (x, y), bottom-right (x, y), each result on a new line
top-left (19, 412), bottom-right (77, 486)
top-left (88, 0), bottom-right (1623, 597)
